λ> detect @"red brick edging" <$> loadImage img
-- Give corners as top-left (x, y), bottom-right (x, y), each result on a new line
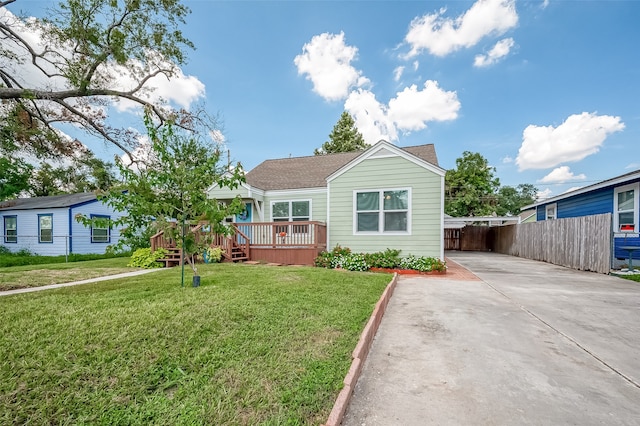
top-left (322, 273), bottom-right (399, 426)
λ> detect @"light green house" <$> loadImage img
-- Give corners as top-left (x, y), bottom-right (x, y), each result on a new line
top-left (207, 140), bottom-right (445, 260)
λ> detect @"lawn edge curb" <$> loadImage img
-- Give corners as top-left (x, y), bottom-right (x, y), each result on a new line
top-left (322, 272), bottom-right (399, 426)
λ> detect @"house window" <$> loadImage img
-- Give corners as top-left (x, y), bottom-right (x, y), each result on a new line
top-left (545, 204), bottom-right (557, 220)
top-left (615, 183), bottom-right (639, 232)
top-left (4, 216), bottom-right (17, 243)
top-left (38, 214), bottom-right (53, 243)
top-left (91, 215), bottom-right (111, 243)
top-left (271, 200), bottom-right (311, 233)
top-left (355, 188), bottom-right (410, 233)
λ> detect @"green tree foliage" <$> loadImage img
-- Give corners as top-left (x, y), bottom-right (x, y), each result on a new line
top-left (79, 112), bottom-right (245, 277)
top-left (0, 0), bottom-right (201, 160)
top-left (445, 151), bottom-right (537, 217)
top-left (0, 156), bottom-right (33, 200)
top-left (445, 151), bottom-right (500, 217)
top-left (28, 151), bottom-right (117, 197)
top-left (314, 111), bottom-right (367, 155)
top-left (495, 183), bottom-right (538, 216)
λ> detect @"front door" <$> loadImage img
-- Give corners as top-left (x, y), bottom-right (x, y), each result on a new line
top-left (235, 202), bottom-right (252, 242)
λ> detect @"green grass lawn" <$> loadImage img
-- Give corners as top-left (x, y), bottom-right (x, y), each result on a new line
top-left (0, 257), bottom-right (135, 291)
top-left (0, 263), bottom-right (391, 425)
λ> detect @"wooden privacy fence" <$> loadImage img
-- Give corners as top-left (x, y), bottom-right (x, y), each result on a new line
top-left (492, 213), bottom-right (612, 274)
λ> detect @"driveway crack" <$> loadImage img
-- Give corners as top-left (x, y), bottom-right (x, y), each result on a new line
top-left (481, 279), bottom-right (640, 390)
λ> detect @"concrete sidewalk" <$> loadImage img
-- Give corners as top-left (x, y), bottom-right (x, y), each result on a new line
top-left (342, 252), bottom-right (640, 425)
top-left (0, 268), bottom-right (162, 297)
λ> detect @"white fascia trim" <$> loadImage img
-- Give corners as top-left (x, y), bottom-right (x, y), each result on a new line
top-left (326, 181), bottom-right (331, 249)
top-left (205, 170), bottom-right (248, 192)
top-left (327, 140), bottom-right (446, 183)
top-left (439, 175), bottom-right (444, 260)
top-left (523, 170), bottom-right (640, 210)
top-left (264, 187), bottom-right (327, 197)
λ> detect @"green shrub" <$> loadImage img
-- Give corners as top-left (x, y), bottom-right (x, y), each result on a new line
top-left (128, 248), bottom-right (168, 268)
top-left (314, 245), bottom-right (352, 268)
top-left (205, 247), bottom-right (224, 263)
top-left (399, 255), bottom-right (447, 272)
top-left (314, 246), bottom-right (446, 273)
top-left (363, 248), bottom-right (401, 269)
top-left (333, 253), bottom-right (368, 272)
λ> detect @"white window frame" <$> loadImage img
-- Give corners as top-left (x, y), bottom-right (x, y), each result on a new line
top-left (38, 214), bottom-right (53, 244)
top-left (4, 215), bottom-right (17, 243)
top-left (353, 187), bottom-right (411, 235)
top-left (614, 182), bottom-right (639, 234)
top-left (90, 214), bottom-right (111, 243)
top-left (545, 203), bottom-right (557, 220)
top-left (270, 199), bottom-right (312, 234)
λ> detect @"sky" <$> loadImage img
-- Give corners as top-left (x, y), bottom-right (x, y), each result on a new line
top-left (4, 0), bottom-right (640, 200)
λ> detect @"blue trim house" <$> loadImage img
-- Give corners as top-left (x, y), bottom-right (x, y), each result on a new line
top-left (0, 192), bottom-right (124, 256)
top-left (522, 169), bottom-right (640, 266)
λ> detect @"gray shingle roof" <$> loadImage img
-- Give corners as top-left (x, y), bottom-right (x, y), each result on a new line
top-left (245, 143), bottom-right (439, 191)
top-left (0, 192), bottom-right (98, 211)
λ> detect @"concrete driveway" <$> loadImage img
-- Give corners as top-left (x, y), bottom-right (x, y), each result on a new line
top-left (342, 252), bottom-right (640, 425)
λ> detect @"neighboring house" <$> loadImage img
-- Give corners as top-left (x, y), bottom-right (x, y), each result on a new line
top-left (208, 140), bottom-right (445, 260)
top-left (519, 208), bottom-right (536, 223)
top-left (0, 192), bottom-right (124, 256)
top-left (523, 169), bottom-right (640, 264)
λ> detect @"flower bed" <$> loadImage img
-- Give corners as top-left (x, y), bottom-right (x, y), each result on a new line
top-left (369, 267), bottom-right (446, 275)
top-left (314, 246), bottom-right (446, 274)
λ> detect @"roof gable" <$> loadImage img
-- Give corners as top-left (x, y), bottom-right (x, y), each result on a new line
top-left (327, 140), bottom-right (445, 182)
top-left (245, 141), bottom-right (441, 191)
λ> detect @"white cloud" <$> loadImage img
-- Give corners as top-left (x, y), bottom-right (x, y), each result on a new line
top-left (502, 155), bottom-right (513, 164)
top-left (345, 89), bottom-right (397, 143)
top-left (474, 37), bottom-right (515, 67)
top-left (344, 81), bottom-right (460, 144)
top-left (516, 112), bottom-right (625, 170)
top-left (294, 32), bottom-right (369, 102)
top-left (404, 0), bottom-right (518, 58)
top-left (625, 163), bottom-right (640, 170)
top-left (393, 66), bottom-right (405, 82)
top-left (536, 188), bottom-right (553, 200)
top-left (413, 61), bottom-right (420, 71)
top-left (538, 166), bottom-right (586, 184)
top-left (388, 80), bottom-right (460, 131)
top-left (542, 0), bottom-right (550, 9)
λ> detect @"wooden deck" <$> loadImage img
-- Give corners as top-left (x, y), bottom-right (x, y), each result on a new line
top-left (150, 221), bottom-right (327, 266)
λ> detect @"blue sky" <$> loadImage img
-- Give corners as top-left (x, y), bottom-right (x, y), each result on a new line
top-left (5, 0), bottom-right (640, 199)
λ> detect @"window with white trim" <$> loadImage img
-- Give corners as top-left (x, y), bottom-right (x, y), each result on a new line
top-left (355, 189), bottom-right (409, 233)
top-left (4, 216), bottom-right (17, 243)
top-left (545, 204), bottom-right (557, 220)
top-left (615, 183), bottom-right (639, 232)
top-left (91, 214), bottom-right (111, 243)
top-left (271, 200), bottom-right (310, 233)
top-left (38, 214), bottom-right (53, 243)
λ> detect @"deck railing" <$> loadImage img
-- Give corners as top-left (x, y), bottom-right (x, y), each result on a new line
top-left (234, 221), bottom-right (327, 249)
top-left (150, 221), bottom-right (327, 265)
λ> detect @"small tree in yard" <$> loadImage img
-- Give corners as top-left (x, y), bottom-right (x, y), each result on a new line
top-left (79, 112), bottom-right (245, 281)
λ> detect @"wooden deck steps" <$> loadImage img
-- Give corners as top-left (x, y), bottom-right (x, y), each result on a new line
top-left (223, 244), bottom-right (249, 262)
top-left (157, 247), bottom-right (182, 267)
